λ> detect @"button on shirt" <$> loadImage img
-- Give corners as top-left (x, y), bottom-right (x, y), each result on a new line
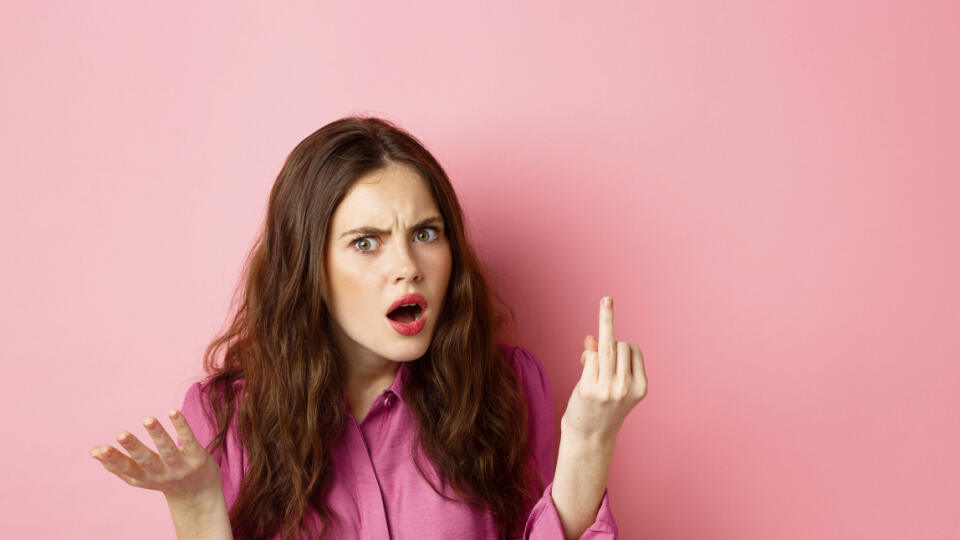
top-left (181, 344), bottom-right (619, 539)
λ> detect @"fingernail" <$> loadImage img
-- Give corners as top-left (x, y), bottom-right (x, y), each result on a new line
top-left (603, 297), bottom-right (612, 308)
top-left (118, 432), bottom-right (129, 443)
top-left (168, 409), bottom-right (179, 419)
top-left (144, 417), bottom-right (156, 428)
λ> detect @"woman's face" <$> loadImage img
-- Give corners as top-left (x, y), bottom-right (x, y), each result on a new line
top-left (323, 162), bottom-right (453, 370)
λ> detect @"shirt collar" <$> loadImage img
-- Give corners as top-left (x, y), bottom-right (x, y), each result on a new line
top-left (384, 360), bottom-right (408, 403)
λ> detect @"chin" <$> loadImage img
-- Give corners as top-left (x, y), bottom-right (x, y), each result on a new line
top-left (383, 331), bottom-right (433, 361)
top-left (391, 340), bottom-right (431, 362)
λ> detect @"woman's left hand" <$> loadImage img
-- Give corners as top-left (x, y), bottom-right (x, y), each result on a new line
top-left (561, 296), bottom-right (648, 444)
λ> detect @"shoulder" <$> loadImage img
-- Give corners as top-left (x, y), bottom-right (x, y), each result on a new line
top-left (180, 378), bottom-right (248, 506)
top-left (496, 343), bottom-right (558, 485)
top-left (496, 343), bottom-right (553, 411)
top-left (182, 379), bottom-right (246, 418)
top-left (180, 378), bottom-right (246, 453)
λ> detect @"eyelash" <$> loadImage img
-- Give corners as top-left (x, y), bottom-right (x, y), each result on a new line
top-left (350, 227), bottom-right (441, 254)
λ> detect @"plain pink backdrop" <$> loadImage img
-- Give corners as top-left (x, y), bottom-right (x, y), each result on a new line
top-left (2, 1), bottom-right (957, 538)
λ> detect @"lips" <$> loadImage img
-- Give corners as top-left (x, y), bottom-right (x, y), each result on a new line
top-left (386, 293), bottom-right (428, 316)
top-left (386, 293), bottom-right (428, 336)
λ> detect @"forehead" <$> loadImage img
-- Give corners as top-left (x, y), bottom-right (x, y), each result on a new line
top-left (330, 163), bottom-right (439, 227)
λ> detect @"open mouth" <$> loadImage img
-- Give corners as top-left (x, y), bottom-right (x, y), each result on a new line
top-left (387, 304), bottom-right (423, 324)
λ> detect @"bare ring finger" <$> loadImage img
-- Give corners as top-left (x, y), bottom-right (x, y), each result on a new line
top-left (616, 340), bottom-right (632, 379)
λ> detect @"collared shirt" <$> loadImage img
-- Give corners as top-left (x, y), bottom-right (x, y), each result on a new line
top-left (181, 343), bottom-right (618, 539)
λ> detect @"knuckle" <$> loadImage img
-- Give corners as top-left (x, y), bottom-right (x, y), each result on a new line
top-left (590, 386), bottom-right (612, 402)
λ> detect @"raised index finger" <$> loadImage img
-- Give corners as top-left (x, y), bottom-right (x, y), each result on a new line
top-left (598, 296), bottom-right (615, 379)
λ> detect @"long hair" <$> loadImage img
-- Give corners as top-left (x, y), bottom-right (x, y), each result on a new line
top-left (200, 116), bottom-right (541, 539)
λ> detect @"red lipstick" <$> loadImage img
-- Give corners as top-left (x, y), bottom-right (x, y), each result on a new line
top-left (386, 293), bottom-right (428, 336)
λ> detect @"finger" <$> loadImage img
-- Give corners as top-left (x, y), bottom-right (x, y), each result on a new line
top-left (167, 409), bottom-right (204, 456)
top-left (579, 348), bottom-right (593, 367)
top-left (630, 343), bottom-right (647, 398)
top-left (116, 431), bottom-right (163, 475)
top-left (598, 297), bottom-right (615, 381)
top-left (91, 445), bottom-right (147, 484)
top-left (581, 349), bottom-right (598, 381)
top-left (616, 340), bottom-right (632, 380)
top-left (583, 334), bottom-right (598, 352)
top-left (143, 416), bottom-right (185, 467)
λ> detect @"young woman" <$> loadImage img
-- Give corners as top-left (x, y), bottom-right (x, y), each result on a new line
top-left (89, 117), bottom-right (647, 539)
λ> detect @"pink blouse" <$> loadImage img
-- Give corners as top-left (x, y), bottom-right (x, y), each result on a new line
top-left (181, 344), bottom-right (618, 539)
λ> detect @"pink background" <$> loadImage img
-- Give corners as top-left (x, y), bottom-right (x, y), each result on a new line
top-left (2, 1), bottom-right (957, 538)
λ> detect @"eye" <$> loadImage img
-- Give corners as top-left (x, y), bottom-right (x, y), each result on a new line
top-left (352, 236), bottom-right (380, 253)
top-left (415, 227), bottom-right (440, 242)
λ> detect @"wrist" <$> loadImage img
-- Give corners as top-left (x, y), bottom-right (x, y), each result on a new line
top-left (164, 486), bottom-right (226, 514)
top-left (560, 416), bottom-right (619, 449)
top-left (165, 487), bottom-right (233, 540)
top-left (552, 427), bottom-right (616, 540)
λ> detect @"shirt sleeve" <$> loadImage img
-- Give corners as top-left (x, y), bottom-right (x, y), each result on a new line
top-left (510, 345), bottom-right (619, 539)
top-left (179, 380), bottom-right (245, 509)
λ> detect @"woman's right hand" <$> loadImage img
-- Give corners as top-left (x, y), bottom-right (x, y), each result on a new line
top-left (90, 409), bottom-right (223, 503)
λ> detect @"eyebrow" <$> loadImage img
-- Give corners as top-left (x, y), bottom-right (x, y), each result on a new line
top-left (339, 216), bottom-right (445, 239)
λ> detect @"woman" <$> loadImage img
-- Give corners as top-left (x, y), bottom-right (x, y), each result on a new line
top-left (89, 116), bottom-right (647, 539)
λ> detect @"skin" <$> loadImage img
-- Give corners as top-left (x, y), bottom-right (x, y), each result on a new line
top-left (88, 163), bottom-right (648, 540)
top-left (322, 162), bottom-right (452, 423)
top-left (88, 412), bottom-right (232, 539)
top-left (551, 297), bottom-right (648, 539)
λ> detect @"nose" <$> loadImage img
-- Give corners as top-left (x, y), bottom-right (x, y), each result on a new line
top-left (390, 236), bottom-right (422, 284)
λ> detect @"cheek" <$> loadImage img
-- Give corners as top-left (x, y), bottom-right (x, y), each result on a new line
top-left (326, 256), bottom-right (370, 303)
top-left (432, 249), bottom-right (453, 287)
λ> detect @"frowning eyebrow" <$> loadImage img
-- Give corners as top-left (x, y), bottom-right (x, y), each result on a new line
top-left (339, 216), bottom-right (444, 239)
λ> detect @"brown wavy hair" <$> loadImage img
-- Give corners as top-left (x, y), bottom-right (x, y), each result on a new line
top-left (199, 116), bottom-right (541, 539)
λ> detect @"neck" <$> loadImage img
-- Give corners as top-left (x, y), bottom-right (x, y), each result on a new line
top-left (345, 358), bottom-right (400, 395)
top-left (344, 360), bottom-right (399, 423)
top-left (332, 326), bottom-right (402, 421)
